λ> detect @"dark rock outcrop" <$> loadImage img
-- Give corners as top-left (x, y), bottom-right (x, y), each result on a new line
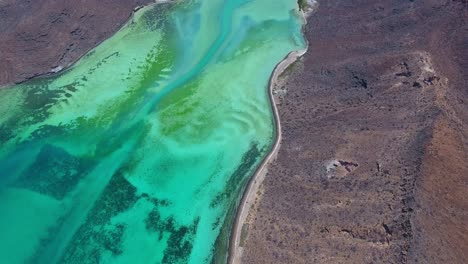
top-left (0, 0), bottom-right (152, 86)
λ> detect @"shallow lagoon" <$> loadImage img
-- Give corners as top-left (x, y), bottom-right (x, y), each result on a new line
top-left (0, 0), bottom-right (305, 263)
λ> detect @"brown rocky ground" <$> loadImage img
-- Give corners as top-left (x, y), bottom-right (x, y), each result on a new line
top-left (240, 0), bottom-right (467, 263)
top-left (0, 0), bottom-right (151, 87)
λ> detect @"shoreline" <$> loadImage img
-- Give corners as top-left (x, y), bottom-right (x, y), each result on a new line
top-left (226, 47), bottom-right (308, 264)
top-left (226, 4), bottom-right (316, 263)
top-left (0, 0), bottom-right (177, 90)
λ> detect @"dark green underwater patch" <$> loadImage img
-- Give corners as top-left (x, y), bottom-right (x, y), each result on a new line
top-left (15, 144), bottom-right (94, 200)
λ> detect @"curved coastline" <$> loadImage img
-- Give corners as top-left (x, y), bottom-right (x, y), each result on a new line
top-left (226, 5), bottom-right (317, 263)
top-left (227, 47), bottom-right (308, 264)
top-left (0, 0), bottom-right (176, 90)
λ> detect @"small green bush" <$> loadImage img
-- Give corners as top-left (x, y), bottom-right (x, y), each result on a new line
top-left (298, 0), bottom-right (308, 10)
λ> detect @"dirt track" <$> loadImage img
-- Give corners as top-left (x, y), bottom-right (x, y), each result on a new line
top-left (228, 48), bottom-right (308, 264)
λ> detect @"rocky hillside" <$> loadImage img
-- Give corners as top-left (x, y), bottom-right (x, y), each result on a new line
top-left (240, 0), bottom-right (467, 263)
top-left (0, 0), bottom-right (151, 86)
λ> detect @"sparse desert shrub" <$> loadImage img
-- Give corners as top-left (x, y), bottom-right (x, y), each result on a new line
top-left (298, 0), bottom-right (308, 10)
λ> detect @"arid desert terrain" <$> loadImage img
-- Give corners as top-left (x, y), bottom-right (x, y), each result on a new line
top-left (240, 0), bottom-right (468, 263)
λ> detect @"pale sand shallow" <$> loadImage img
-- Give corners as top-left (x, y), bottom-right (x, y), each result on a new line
top-left (227, 46), bottom-right (308, 264)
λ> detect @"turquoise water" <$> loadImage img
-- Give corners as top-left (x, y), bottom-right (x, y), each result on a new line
top-left (0, 0), bottom-right (305, 263)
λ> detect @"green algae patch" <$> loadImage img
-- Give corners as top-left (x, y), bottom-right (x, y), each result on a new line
top-left (0, 1), bottom-right (305, 263)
